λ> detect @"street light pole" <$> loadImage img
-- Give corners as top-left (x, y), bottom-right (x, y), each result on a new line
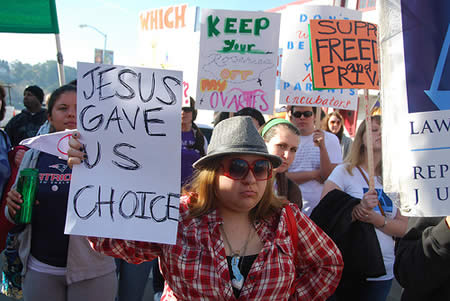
top-left (79, 24), bottom-right (107, 63)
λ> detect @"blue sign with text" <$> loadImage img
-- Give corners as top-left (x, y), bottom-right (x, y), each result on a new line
top-left (402, 0), bottom-right (450, 113)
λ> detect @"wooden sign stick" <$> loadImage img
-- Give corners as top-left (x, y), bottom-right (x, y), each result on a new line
top-left (315, 107), bottom-right (321, 130)
top-left (363, 89), bottom-right (375, 191)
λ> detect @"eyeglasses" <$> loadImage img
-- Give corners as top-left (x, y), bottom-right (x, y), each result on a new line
top-left (182, 107), bottom-right (194, 113)
top-left (292, 111), bottom-right (313, 118)
top-left (221, 158), bottom-right (272, 181)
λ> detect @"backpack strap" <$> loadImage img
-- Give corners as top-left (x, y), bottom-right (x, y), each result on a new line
top-left (284, 204), bottom-right (300, 296)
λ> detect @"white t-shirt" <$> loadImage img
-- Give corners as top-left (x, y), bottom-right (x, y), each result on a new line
top-left (327, 163), bottom-right (398, 281)
top-left (288, 131), bottom-right (342, 216)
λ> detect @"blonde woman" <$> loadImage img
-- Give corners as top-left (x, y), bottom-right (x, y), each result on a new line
top-left (320, 116), bottom-right (407, 301)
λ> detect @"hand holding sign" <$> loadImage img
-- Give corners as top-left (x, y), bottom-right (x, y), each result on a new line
top-left (65, 62), bottom-right (182, 244)
top-left (67, 132), bottom-right (85, 168)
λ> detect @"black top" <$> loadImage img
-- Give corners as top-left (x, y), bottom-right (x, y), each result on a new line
top-left (395, 217), bottom-right (450, 301)
top-left (4, 108), bottom-right (47, 146)
top-left (31, 152), bottom-right (71, 267)
top-left (226, 254), bottom-right (258, 298)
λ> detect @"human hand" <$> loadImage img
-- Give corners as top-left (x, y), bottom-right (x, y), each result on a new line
top-left (6, 189), bottom-right (23, 218)
top-left (14, 149), bottom-right (26, 167)
top-left (352, 204), bottom-right (370, 221)
top-left (352, 204), bottom-right (384, 226)
top-left (67, 132), bottom-right (85, 169)
top-left (361, 190), bottom-right (378, 210)
top-left (312, 130), bottom-right (325, 148)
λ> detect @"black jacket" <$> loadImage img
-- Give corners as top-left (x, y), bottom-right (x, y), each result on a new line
top-left (4, 108), bottom-right (47, 146)
top-left (394, 217), bottom-right (450, 301)
top-left (310, 189), bottom-right (386, 280)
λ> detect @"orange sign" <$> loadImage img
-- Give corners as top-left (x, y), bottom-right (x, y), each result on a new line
top-left (310, 19), bottom-right (379, 90)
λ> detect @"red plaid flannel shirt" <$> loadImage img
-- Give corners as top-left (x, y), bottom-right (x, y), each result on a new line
top-left (89, 196), bottom-right (343, 300)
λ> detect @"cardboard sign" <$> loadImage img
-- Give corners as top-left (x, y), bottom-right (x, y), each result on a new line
top-left (196, 9), bottom-right (280, 113)
top-left (279, 6), bottom-right (361, 110)
top-left (310, 19), bottom-right (379, 90)
top-left (65, 62), bottom-right (182, 244)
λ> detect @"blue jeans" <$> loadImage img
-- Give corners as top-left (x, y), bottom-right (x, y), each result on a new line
top-left (115, 258), bottom-right (152, 301)
top-left (360, 279), bottom-right (393, 301)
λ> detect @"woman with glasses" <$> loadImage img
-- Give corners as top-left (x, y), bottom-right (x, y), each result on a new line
top-left (67, 116), bottom-right (343, 300)
top-left (260, 118), bottom-right (302, 209)
top-left (322, 111), bottom-right (353, 160)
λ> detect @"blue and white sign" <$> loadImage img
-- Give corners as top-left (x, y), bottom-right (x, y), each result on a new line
top-left (381, 0), bottom-right (450, 216)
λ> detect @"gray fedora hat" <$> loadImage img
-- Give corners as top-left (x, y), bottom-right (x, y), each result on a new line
top-left (193, 116), bottom-right (282, 169)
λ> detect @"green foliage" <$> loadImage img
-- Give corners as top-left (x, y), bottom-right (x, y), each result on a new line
top-left (0, 59), bottom-right (76, 110)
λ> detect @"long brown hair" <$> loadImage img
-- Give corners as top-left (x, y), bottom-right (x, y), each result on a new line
top-left (185, 156), bottom-right (285, 221)
top-left (345, 115), bottom-right (382, 177)
top-left (322, 111), bottom-right (344, 141)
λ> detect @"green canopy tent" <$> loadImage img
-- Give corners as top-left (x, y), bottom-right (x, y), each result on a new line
top-left (0, 0), bottom-right (65, 85)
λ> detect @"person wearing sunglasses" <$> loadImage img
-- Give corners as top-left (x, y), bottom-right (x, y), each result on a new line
top-left (286, 106), bottom-right (342, 216)
top-left (67, 116), bottom-right (343, 300)
top-left (260, 118), bottom-right (302, 210)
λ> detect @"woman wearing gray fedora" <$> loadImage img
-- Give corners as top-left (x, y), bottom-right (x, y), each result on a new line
top-left (67, 116), bottom-right (343, 300)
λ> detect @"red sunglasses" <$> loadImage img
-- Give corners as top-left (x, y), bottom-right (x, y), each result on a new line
top-left (221, 158), bottom-right (272, 181)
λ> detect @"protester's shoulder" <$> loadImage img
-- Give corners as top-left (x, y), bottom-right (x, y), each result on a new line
top-left (283, 202), bottom-right (302, 215)
top-left (5, 111), bottom-right (25, 126)
top-left (331, 162), bottom-right (349, 175)
top-left (342, 134), bottom-right (353, 144)
top-left (281, 202), bottom-right (320, 233)
top-left (179, 195), bottom-right (191, 216)
top-left (37, 108), bottom-right (47, 116)
top-left (323, 130), bottom-right (340, 144)
top-left (178, 194), bottom-right (205, 225)
top-left (407, 216), bottom-right (444, 234)
top-left (21, 148), bottom-right (39, 167)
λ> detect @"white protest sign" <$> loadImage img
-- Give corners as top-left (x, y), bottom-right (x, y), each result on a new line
top-left (65, 62), bottom-right (182, 244)
top-left (279, 5), bottom-right (361, 110)
top-left (137, 4), bottom-right (199, 107)
top-left (20, 130), bottom-right (76, 160)
top-left (196, 9), bottom-right (280, 113)
top-left (380, 1), bottom-right (450, 216)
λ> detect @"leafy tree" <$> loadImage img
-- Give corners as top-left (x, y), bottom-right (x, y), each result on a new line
top-left (0, 59), bottom-right (77, 111)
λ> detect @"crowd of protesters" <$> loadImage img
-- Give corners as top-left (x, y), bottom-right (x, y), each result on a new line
top-left (0, 82), bottom-right (449, 301)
